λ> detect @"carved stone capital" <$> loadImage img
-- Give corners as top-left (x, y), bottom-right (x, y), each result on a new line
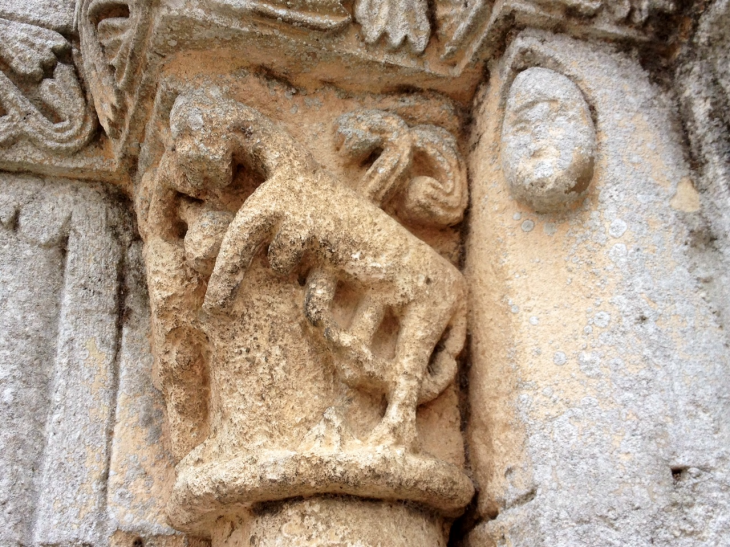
top-left (134, 82), bottom-right (473, 544)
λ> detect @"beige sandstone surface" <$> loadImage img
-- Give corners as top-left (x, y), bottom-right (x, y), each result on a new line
top-left (0, 1), bottom-right (728, 546)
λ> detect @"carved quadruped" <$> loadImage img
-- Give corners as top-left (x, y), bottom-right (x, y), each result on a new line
top-left (136, 88), bottom-right (472, 543)
top-left (0, 18), bottom-right (95, 153)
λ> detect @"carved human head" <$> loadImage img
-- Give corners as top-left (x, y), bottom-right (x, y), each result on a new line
top-left (168, 94), bottom-right (234, 192)
top-left (501, 67), bottom-right (596, 212)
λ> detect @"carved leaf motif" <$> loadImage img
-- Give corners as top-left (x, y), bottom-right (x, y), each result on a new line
top-left (79, 0), bottom-right (151, 138)
top-left (0, 18), bottom-right (95, 153)
top-left (354, 0), bottom-right (431, 53)
top-left (0, 19), bottom-right (68, 82)
top-left (95, 9), bottom-right (133, 82)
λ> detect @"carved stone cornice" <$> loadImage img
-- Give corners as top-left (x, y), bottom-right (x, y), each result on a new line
top-left (0, 18), bottom-right (113, 178)
top-left (0, 0), bottom-right (686, 185)
top-left (64, 0), bottom-right (688, 183)
top-left (444, 0), bottom-right (680, 68)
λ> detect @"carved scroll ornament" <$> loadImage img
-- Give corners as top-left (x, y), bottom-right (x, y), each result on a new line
top-left (136, 92), bottom-right (473, 538)
top-left (0, 18), bottom-right (95, 153)
top-left (335, 108), bottom-right (468, 226)
top-left (78, 0), bottom-right (153, 138)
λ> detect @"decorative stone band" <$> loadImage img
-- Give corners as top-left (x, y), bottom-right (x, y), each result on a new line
top-left (168, 448), bottom-right (475, 533)
top-left (445, 0), bottom-right (678, 65)
top-left (0, 18), bottom-right (95, 153)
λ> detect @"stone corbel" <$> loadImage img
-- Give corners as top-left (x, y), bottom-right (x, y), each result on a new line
top-left (135, 88), bottom-right (474, 545)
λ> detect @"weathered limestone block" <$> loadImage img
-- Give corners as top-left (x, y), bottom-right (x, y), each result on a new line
top-left (0, 174), bottom-right (191, 547)
top-left (0, 175), bottom-right (124, 546)
top-left (32, 182), bottom-right (124, 546)
top-left (677, 0), bottom-right (730, 333)
top-left (1, 0), bottom-right (729, 545)
top-left (465, 30), bottom-right (730, 545)
top-left (0, 176), bottom-right (69, 546)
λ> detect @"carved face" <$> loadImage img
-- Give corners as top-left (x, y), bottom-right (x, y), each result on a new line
top-left (169, 98), bottom-right (233, 193)
top-left (501, 67), bottom-right (596, 212)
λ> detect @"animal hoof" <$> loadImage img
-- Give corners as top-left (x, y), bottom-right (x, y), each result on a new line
top-left (367, 421), bottom-right (419, 452)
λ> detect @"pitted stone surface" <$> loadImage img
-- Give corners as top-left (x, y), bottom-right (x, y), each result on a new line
top-left (1, 1), bottom-right (729, 546)
top-left (466, 30), bottom-right (730, 546)
top-left (0, 0), bottom-right (75, 32)
top-left (0, 174), bottom-right (189, 547)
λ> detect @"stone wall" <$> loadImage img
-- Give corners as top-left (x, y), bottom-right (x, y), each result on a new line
top-left (0, 1), bottom-right (728, 546)
top-left (465, 29), bottom-right (730, 546)
top-left (0, 175), bottom-right (187, 545)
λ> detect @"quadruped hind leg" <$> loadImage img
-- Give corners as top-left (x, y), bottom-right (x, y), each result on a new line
top-left (368, 294), bottom-right (456, 451)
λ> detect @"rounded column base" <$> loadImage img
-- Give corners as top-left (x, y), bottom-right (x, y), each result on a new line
top-left (212, 496), bottom-right (448, 547)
